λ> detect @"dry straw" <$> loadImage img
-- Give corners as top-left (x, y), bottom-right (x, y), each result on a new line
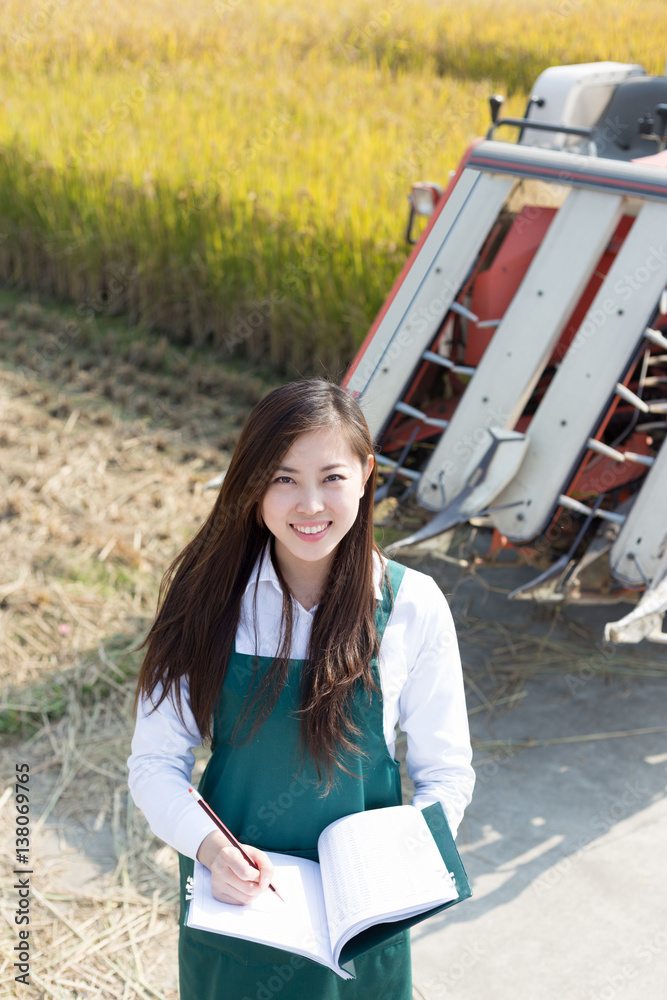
top-left (2, 302), bottom-right (666, 996)
top-left (0, 315), bottom-right (265, 997)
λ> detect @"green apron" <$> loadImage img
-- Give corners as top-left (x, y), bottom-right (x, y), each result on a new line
top-left (178, 560), bottom-right (411, 1000)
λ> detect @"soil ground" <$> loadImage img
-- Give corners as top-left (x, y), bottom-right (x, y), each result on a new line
top-left (0, 292), bottom-right (665, 999)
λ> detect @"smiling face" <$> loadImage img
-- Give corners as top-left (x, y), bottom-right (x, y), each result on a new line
top-left (260, 426), bottom-right (373, 585)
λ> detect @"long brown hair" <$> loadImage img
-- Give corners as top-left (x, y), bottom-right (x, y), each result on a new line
top-left (134, 378), bottom-right (385, 787)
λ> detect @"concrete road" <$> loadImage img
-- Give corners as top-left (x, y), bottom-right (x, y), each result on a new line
top-left (400, 550), bottom-right (667, 1000)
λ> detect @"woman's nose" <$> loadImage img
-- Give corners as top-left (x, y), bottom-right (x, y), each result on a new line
top-left (295, 489), bottom-right (325, 514)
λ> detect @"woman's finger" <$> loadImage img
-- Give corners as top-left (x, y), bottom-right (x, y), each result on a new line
top-left (209, 845), bottom-right (266, 904)
top-left (218, 844), bottom-right (261, 882)
top-left (241, 844), bottom-right (275, 891)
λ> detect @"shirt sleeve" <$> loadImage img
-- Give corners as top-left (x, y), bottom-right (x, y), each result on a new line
top-left (126, 677), bottom-right (218, 860)
top-left (398, 574), bottom-right (475, 838)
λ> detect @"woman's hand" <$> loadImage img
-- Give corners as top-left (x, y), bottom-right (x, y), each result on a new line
top-left (196, 830), bottom-right (275, 905)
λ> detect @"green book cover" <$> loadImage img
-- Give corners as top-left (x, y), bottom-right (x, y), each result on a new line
top-left (338, 801), bottom-right (472, 966)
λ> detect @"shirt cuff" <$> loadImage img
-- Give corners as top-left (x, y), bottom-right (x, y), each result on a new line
top-left (173, 804), bottom-right (220, 861)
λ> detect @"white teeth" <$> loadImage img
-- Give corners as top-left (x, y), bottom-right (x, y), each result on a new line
top-left (293, 523), bottom-right (329, 534)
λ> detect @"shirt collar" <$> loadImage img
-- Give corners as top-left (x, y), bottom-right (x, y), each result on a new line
top-left (244, 544), bottom-right (282, 598)
top-left (245, 544), bottom-right (385, 601)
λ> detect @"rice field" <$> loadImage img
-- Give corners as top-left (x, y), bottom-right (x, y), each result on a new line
top-left (0, 0), bottom-right (665, 373)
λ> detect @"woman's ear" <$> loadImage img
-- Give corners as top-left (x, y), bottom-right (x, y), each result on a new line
top-left (360, 454), bottom-right (374, 496)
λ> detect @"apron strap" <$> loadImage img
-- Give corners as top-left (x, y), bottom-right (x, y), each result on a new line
top-left (375, 559), bottom-right (406, 641)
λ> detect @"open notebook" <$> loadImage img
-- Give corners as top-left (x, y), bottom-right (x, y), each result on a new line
top-left (185, 802), bottom-right (471, 979)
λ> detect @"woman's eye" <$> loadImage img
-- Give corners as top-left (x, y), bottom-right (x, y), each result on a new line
top-left (324, 474), bottom-right (343, 482)
top-left (274, 476), bottom-right (293, 484)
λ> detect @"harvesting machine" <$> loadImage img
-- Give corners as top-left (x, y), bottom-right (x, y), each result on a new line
top-left (342, 62), bottom-right (667, 645)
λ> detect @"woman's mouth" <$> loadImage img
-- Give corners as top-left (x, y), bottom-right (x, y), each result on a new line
top-left (290, 521), bottom-right (332, 541)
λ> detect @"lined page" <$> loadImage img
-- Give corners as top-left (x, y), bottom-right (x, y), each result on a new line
top-left (187, 853), bottom-right (342, 973)
top-left (317, 805), bottom-right (457, 949)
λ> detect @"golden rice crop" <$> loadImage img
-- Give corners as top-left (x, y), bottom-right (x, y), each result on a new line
top-left (0, 0), bottom-right (665, 373)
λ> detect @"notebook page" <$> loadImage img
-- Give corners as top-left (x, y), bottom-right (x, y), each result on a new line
top-left (187, 853), bottom-right (340, 973)
top-left (317, 805), bottom-right (457, 948)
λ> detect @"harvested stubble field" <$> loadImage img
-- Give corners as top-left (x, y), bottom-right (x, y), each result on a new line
top-left (0, 294), bottom-right (279, 998)
top-left (2, 294), bottom-right (667, 998)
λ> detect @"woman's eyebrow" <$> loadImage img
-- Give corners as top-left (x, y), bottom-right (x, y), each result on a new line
top-left (276, 463), bottom-right (350, 473)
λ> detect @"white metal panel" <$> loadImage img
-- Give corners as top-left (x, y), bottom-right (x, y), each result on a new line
top-left (416, 187), bottom-right (625, 508)
top-left (348, 170), bottom-right (514, 439)
top-left (456, 430), bottom-right (529, 518)
top-left (467, 140), bottom-right (667, 202)
top-left (491, 200), bottom-right (667, 541)
top-left (346, 168), bottom-right (479, 409)
top-left (605, 547), bottom-right (667, 643)
top-left (609, 443), bottom-right (667, 586)
top-left (519, 63), bottom-right (644, 149)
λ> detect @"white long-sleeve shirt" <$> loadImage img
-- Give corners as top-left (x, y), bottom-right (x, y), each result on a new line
top-left (127, 550), bottom-right (475, 860)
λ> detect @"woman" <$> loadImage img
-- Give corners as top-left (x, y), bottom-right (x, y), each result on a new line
top-left (128, 378), bottom-right (474, 999)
